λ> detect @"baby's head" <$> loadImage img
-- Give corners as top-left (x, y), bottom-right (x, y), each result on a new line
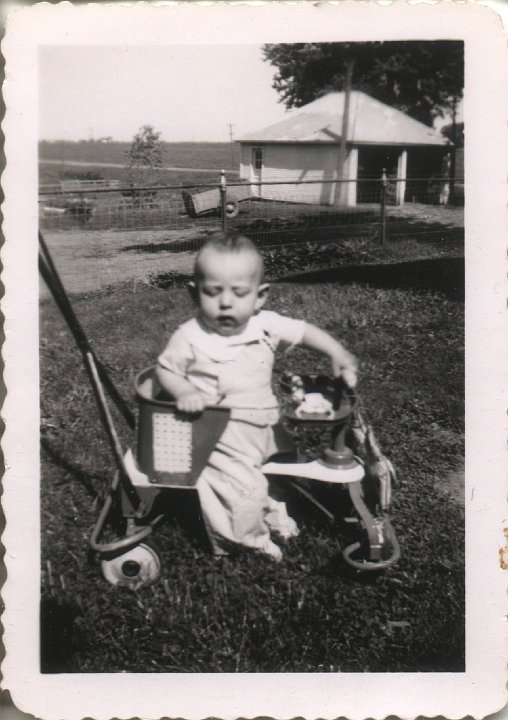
top-left (191, 234), bottom-right (268, 337)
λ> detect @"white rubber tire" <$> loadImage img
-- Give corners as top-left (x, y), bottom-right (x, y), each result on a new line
top-left (224, 199), bottom-right (239, 218)
top-left (101, 543), bottom-right (161, 589)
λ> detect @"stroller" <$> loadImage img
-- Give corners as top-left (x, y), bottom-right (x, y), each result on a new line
top-left (40, 233), bottom-right (400, 589)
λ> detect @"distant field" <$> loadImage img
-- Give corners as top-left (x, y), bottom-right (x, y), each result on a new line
top-left (38, 162), bottom-right (227, 188)
top-left (39, 140), bottom-right (240, 188)
top-left (39, 140), bottom-right (241, 172)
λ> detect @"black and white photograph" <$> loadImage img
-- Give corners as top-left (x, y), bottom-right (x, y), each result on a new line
top-left (2, 3), bottom-right (507, 719)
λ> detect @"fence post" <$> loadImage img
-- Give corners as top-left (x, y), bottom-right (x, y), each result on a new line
top-left (220, 169), bottom-right (227, 232)
top-left (380, 168), bottom-right (387, 246)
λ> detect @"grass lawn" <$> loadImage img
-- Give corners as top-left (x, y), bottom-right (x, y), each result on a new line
top-left (40, 269), bottom-right (464, 673)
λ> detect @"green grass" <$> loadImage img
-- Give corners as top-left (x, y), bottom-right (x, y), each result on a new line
top-left (40, 275), bottom-right (464, 673)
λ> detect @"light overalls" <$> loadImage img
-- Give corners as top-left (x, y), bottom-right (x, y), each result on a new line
top-left (157, 310), bottom-right (304, 558)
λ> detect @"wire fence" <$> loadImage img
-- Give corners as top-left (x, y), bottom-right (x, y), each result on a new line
top-left (39, 171), bottom-right (464, 298)
top-left (39, 173), bottom-right (463, 240)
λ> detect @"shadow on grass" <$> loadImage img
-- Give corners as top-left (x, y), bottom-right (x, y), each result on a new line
top-left (150, 256), bottom-right (464, 302)
top-left (121, 236), bottom-right (210, 255)
top-left (155, 490), bottom-right (212, 552)
top-left (279, 256), bottom-right (464, 302)
top-left (41, 436), bottom-right (100, 499)
top-left (40, 596), bottom-right (81, 673)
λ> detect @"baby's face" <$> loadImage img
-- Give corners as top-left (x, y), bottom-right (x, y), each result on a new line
top-left (195, 249), bottom-right (267, 336)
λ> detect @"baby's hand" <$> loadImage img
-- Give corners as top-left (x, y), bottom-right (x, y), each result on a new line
top-left (176, 392), bottom-right (206, 413)
top-left (331, 351), bottom-right (358, 388)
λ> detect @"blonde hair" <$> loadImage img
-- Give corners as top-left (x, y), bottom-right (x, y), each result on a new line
top-left (194, 233), bottom-right (264, 281)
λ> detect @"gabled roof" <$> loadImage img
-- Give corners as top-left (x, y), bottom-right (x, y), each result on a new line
top-left (240, 91), bottom-right (450, 146)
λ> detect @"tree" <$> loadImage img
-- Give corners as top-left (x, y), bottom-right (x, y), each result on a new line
top-left (440, 120), bottom-right (464, 202)
top-left (441, 121), bottom-right (464, 148)
top-left (123, 125), bottom-right (164, 206)
top-left (262, 41), bottom-right (463, 127)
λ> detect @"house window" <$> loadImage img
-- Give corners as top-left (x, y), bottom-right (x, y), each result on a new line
top-left (253, 147), bottom-right (263, 170)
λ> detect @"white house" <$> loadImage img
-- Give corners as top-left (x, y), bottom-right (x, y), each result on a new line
top-left (238, 91), bottom-right (452, 207)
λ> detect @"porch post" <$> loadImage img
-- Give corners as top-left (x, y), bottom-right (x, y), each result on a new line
top-left (346, 147), bottom-right (358, 206)
top-left (396, 149), bottom-right (407, 206)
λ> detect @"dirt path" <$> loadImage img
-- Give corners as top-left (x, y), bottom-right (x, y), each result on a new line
top-left (40, 227), bottom-right (198, 299)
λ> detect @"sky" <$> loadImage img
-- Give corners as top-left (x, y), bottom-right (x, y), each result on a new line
top-left (39, 45), bottom-right (287, 143)
top-left (39, 44), bottom-right (463, 144)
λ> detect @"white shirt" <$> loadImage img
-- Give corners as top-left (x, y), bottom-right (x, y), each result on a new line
top-left (157, 310), bottom-right (305, 424)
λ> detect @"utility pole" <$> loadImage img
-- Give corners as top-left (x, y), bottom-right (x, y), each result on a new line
top-left (228, 123), bottom-right (235, 169)
top-left (336, 59), bottom-right (354, 206)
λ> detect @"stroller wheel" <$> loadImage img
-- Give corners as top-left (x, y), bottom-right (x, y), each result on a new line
top-left (342, 517), bottom-right (400, 571)
top-left (101, 543), bottom-right (161, 589)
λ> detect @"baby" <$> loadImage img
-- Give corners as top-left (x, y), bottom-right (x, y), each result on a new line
top-left (156, 233), bottom-right (357, 560)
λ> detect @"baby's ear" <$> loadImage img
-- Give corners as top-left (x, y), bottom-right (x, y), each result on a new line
top-left (255, 282), bottom-right (270, 310)
top-left (187, 281), bottom-right (199, 304)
